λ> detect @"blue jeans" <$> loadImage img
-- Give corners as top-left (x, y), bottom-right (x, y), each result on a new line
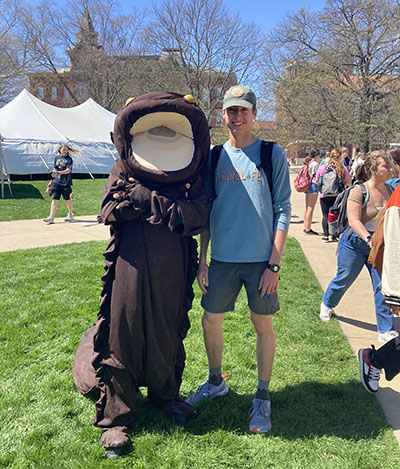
top-left (322, 227), bottom-right (394, 333)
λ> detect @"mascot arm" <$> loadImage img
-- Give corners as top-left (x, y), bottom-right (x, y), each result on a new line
top-left (100, 163), bottom-right (208, 235)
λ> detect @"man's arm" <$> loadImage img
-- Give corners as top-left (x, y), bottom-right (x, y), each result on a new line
top-left (197, 229), bottom-right (210, 294)
top-left (258, 228), bottom-right (288, 297)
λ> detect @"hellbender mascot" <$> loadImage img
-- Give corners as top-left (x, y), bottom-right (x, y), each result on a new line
top-left (72, 91), bottom-right (210, 458)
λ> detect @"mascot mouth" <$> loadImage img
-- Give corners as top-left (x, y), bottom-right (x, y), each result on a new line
top-left (130, 112), bottom-right (194, 171)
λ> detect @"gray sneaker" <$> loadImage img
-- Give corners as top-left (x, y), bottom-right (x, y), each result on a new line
top-left (64, 213), bottom-right (74, 222)
top-left (185, 378), bottom-right (229, 406)
top-left (249, 398), bottom-right (272, 433)
top-left (43, 216), bottom-right (54, 224)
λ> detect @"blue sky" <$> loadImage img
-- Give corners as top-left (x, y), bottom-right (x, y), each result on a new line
top-left (212, 0), bottom-right (326, 33)
top-left (27, 0), bottom-right (327, 35)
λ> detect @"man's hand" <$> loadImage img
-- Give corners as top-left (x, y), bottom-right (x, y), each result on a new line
top-left (258, 267), bottom-right (279, 297)
top-left (197, 262), bottom-right (209, 295)
top-left (388, 304), bottom-right (400, 316)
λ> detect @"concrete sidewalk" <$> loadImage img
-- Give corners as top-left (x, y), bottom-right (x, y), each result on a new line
top-left (289, 173), bottom-right (400, 444)
top-left (0, 177), bottom-right (399, 443)
top-left (0, 215), bottom-right (110, 252)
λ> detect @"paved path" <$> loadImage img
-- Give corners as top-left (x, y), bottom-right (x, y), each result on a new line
top-left (1, 175), bottom-right (399, 443)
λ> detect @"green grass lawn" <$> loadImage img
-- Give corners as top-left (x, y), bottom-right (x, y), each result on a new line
top-left (0, 179), bottom-right (107, 221)
top-left (1, 238), bottom-right (399, 468)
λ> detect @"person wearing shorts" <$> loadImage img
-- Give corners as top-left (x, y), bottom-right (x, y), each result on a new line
top-left (185, 85), bottom-right (291, 434)
top-left (43, 144), bottom-right (77, 224)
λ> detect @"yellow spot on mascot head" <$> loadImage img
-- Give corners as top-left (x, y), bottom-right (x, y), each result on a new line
top-left (184, 95), bottom-right (195, 104)
top-left (125, 97), bottom-right (135, 106)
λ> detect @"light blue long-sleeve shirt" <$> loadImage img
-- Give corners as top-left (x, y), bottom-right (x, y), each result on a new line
top-left (208, 138), bottom-right (291, 263)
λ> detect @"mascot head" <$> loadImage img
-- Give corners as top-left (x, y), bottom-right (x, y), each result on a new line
top-left (112, 92), bottom-right (210, 183)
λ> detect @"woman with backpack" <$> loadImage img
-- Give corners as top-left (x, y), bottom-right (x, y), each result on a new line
top-left (320, 150), bottom-right (398, 344)
top-left (316, 149), bottom-right (351, 242)
top-left (303, 149), bottom-right (320, 235)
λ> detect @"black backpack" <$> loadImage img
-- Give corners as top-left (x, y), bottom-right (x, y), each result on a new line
top-left (328, 183), bottom-right (368, 238)
top-left (210, 141), bottom-right (274, 202)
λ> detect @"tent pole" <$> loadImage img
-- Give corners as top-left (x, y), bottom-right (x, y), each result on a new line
top-left (0, 136), bottom-right (13, 198)
top-left (33, 142), bottom-right (51, 172)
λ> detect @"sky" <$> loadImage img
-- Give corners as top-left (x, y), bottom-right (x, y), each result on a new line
top-left (27, 0), bottom-right (327, 35)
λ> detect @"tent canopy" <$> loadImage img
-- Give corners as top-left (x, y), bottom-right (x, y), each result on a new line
top-left (0, 89), bottom-right (118, 175)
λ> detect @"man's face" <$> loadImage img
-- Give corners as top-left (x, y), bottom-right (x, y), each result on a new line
top-left (222, 106), bottom-right (257, 136)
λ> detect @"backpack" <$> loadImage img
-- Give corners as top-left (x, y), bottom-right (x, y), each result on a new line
top-left (210, 141), bottom-right (274, 202)
top-left (328, 183), bottom-right (368, 238)
top-left (319, 164), bottom-right (344, 196)
top-left (368, 183), bottom-right (395, 272)
top-left (293, 164), bottom-right (312, 192)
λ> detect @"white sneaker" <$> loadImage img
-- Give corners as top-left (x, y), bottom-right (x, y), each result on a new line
top-left (65, 213), bottom-right (74, 222)
top-left (320, 302), bottom-right (333, 321)
top-left (43, 216), bottom-right (54, 224)
top-left (378, 330), bottom-right (399, 343)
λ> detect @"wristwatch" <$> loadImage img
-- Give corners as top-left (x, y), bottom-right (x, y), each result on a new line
top-left (365, 235), bottom-right (372, 243)
top-left (267, 263), bottom-right (280, 273)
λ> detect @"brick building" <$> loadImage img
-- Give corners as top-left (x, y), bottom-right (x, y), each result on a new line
top-left (28, 8), bottom-right (236, 125)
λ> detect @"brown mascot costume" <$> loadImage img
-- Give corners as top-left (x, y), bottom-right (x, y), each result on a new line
top-left (72, 91), bottom-right (210, 458)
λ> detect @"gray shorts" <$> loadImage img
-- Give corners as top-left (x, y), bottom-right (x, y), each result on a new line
top-left (201, 260), bottom-right (280, 315)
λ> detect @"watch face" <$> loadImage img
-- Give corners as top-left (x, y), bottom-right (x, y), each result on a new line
top-left (269, 264), bottom-right (280, 272)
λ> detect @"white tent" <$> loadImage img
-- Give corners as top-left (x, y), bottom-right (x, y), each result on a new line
top-left (0, 89), bottom-right (119, 196)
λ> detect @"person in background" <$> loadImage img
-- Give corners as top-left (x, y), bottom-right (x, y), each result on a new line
top-left (303, 149), bottom-right (320, 235)
top-left (350, 152), bottom-right (365, 182)
top-left (186, 85), bottom-right (291, 434)
top-left (386, 147), bottom-right (400, 190)
top-left (316, 149), bottom-right (350, 242)
top-left (341, 146), bottom-right (351, 170)
top-left (358, 183), bottom-right (400, 392)
top-left (43, 144), bottom-right (77, 224)
top-left (320, 151), bottom-right (398, 344)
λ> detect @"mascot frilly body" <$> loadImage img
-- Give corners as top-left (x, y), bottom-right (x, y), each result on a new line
top-left (72, 91), bottom-right (210, 457)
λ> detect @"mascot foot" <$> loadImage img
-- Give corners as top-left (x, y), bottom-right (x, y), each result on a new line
top-left (100, 427), bottom-right (130, 459)
top-left (159, 399), bottom-right (199, 426)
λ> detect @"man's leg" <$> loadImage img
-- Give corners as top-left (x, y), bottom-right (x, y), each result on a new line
top-left (250, 312), bottom-right (276, 382)
top-left (249, 311), bottom-right (276, 434)
top-left (185, 311), bottom-right (229, 406)
top-left (202, 310), bottom-right (225, 372)
top-left (66, 198), bottom-right (73, 215)
top-left (50, 199), bottom-right (58, 217)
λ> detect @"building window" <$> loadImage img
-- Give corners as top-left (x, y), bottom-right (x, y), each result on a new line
top-left (51, 85), bottom-right (57, 101)
top-left (217, 87), bottom-right (223, 100)
top-left (202, 87), bottom-right (209, 104)
top-left (38, 86), bottom-right (45, 100)
top-left (78, 84), bottom-right (88, 100)
top-left (216, 110), bottom-right (222, 125)
top-left (64, 87), bottom-right (70, 99)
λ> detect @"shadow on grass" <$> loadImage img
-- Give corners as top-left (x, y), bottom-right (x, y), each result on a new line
top-left (125, 380), bottom-right (391, 441)
top-left (4, 184), bottom-right (45, 200)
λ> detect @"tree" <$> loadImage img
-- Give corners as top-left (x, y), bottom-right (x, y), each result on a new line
top-left (0, 0), bottom-right (31, 105)
top-left (21, 0), bottom-right (147, 110)
top-left (143, 0), bottom-right (265, 123)
top-left (266, 0), bottom-right (400, 151)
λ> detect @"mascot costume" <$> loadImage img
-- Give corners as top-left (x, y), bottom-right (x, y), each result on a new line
top-left (72, 91), bottom-right (210, 458)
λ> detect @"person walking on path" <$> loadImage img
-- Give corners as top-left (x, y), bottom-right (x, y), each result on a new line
top-left (185, 85), bottom-right (291, 434)
top-left (43, 144), bottom-right (77, 224)
top-left (320, 150), bottom-right (398, 344)
top-left (316, 149), bottom-right (350, 242)
top-left (303, 149), bottom-right (320, 235)
top-left (359, 183), bottom-right (400, 392)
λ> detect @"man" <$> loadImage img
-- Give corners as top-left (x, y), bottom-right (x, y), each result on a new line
top-left (185, 85), bottom-right (291, 433)
top-left (359, 183), bottom-right (400, 393)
